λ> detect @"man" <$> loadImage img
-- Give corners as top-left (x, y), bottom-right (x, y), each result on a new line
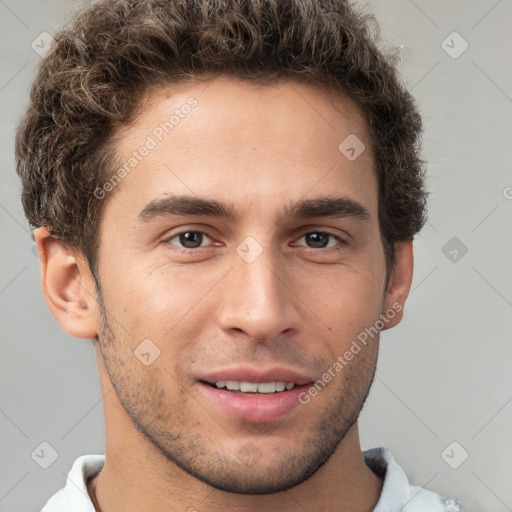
top-left (15, 0), bottom-right (463, 510)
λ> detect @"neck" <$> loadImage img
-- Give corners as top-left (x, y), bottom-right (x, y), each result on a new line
top-left (87, 425), bottom-right (382, 512)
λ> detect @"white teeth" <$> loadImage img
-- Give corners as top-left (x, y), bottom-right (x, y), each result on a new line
top-left (240, 382), bottom-right (258, 392)
top-left (213, 380), bottom-right (295, 393)
top-left (257, 382), bottom-right (276, 393)
top-left (226, 380), bottom-right (239, 390)
top-left (275, 382), bottom-right (286, 392)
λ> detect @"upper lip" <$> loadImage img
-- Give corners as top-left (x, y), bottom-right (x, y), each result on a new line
top-left (199, 366), bottom-right (315, 386)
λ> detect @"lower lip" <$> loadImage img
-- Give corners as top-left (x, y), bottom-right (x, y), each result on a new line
top-left (198, 382), bottom-right (311, 423)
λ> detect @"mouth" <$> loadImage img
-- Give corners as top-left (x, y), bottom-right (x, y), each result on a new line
top-left (202, 380), bottom-right (297, 394)
top-left (196, 368), bottom-right (314, 423)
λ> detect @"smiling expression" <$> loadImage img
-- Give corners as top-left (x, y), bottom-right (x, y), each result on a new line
top-left (92, 75), bottom-right (392, 494)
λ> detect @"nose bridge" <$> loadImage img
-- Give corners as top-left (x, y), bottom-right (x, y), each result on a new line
top-left (218, 238), bottom-right (299, 342)
top-left (239, 243), bottom-right (282, 307)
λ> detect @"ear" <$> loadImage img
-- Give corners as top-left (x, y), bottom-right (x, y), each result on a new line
top-left (382, 240), bottom-right (414, 330)
top-left (34, 227), bottom-right (99, 339)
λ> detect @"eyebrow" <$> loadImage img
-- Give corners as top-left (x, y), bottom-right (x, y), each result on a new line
top-left (137, 195), bottom-right (370, 223)
top-left (138, 195), bottom-right (237, 222)
top-left (288, 196), bottom-right (370, 222)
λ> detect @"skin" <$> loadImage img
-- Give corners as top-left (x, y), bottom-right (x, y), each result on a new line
top-left (35, 76), bottom-right (414, 512)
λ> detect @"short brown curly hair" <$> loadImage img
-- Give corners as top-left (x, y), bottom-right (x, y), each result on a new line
top-left (15, 0), bottom-right (427, 278)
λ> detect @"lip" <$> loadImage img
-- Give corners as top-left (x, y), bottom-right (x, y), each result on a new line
top-left (196, 366), bottom-right (315, 423)
top-left (198, 366), bottom-right (314, 386)
top-left (197, 381), bottom-right (312, 423)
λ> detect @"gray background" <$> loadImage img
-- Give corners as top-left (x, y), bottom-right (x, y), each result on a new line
top-left (1, 0), bottom-right (511, 511)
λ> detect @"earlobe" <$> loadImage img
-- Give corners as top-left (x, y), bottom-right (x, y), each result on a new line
top-left (34, 227), bottom-right (99, 339)
top-left (382, 240), bottom-right (414, 330)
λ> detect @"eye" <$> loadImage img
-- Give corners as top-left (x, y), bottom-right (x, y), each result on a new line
top-left (166, 231), bottom-right (213, 249)
top-left (295, 231), bottom-right (343, 249)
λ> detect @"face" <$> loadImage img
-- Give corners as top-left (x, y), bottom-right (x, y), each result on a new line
top-left (94, 76), bottom-right (390, 494)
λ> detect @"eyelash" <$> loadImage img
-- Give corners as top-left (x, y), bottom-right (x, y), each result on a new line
top-left (162, 229), bottom-right (346, 251)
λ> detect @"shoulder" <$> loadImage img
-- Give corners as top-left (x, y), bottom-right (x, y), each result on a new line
top-left (364, 447), bottom-right (464, 512)
top-left (40, 454), bottom-right (105, 512)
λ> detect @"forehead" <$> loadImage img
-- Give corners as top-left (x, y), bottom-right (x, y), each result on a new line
top-left (104, 75), bottom-right (377, 223)
top-left (144, 76), bottom-right (371, 152)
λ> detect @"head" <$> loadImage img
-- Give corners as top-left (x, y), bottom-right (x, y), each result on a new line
top-left (16, 0), bottom-right (426, 495)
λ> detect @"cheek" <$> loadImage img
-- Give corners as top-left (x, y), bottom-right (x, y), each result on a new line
top-left (98, 264), bottom-right (223, 382)
top-left (294, 262), bottom-right (384, 321)
top-left (100, 259), bottom-right (217, 331)
top-left (288, 269), bottom-right (385, 367)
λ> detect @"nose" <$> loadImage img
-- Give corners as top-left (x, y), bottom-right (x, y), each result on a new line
top-left (217, 242), bottom-right (301, 344)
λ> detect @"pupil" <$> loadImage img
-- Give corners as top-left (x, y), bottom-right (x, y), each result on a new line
top-left (307, 233), bottom-right (328, 248)
top-left (180, 232), bottom-right (202, 248)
